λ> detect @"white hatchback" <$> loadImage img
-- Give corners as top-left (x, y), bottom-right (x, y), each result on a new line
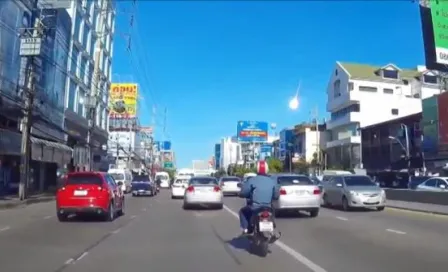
top-left (271, 174), bottom-right (321, 217)
top-left (183, 177), bottom-right (223, 209)
top-left (171, 178), bottom-right (190, 199)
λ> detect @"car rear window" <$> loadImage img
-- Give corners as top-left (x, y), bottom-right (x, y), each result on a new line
top-left (133, 175), bottom-right (150, 182)
top-left (110, 173), bottom-right (124, 180)
top-left (189, 178), bottom-right (218, 185)
top-left (67, 175), bottom-right (103, 186)
top-left (277, 176), bottom-right (313, 186)
top-left (222, 177), bottom-right (241, 182)
top-left (344, 176), bottom-right (376, 186)
top-left (175, 179), bottom-right (189, 184)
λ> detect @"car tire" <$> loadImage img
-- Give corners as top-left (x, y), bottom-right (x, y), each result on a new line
top-left (104, 202), bottom-right (115, 221)
top-left (342, 197), bottom-right (350, 211)
top-left (216, 204), bottom-right (223, 210)
top-left (57, 213), bottom-right (68, 222)
top-left (376, 206), bottom-right (385, 211)
top-left (183, 203), bottom-right (189, 210)
top-left (322, 194), bottom-right (330, 207)
top-left (309, 209), bottom-right (319, 217)
top-left (117, 198), bottom-right (125, 216)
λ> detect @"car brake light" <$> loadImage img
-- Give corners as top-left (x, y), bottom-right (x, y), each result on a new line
top-left (59, 187), bottom-right (66, 191)
top-left (97, 186), bottom-right (103, 191)
top-left (186, 186), bottom-right (194, 193)
top-left (259, 210), bottom-right (270, 218)
top-left (279, 188), bottom-right (287, 195)
top-left (213, 186), bottom-right (221, 192)
top-left (313, 189), bottom-right (321, 195)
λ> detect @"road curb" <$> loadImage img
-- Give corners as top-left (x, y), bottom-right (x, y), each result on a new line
top-left (386, 205), bottom-right (448, 216)
top-left (0, 196), bottom-right (55, 210)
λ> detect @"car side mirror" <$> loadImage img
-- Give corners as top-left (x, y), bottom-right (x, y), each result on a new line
top-left (336, 183), bottom-right (343, 187)
top-left (117, 181), bottom-right (123, 186)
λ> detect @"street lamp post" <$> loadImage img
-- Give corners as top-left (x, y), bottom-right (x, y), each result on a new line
top-left (388, 123), bottom-right (410, 170)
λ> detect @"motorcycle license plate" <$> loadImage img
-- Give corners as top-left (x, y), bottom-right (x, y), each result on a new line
top-left (259, 221), bottom-right (274, 232)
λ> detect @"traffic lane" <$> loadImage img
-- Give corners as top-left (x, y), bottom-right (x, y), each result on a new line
top-left (0, 201), bottom-right (58, 228)
top-left (0, 194), bottom-right (153, 272)
top-left (63, 191), bottom-right (314, 272)
top-left (318, 204), bottom-right (448, 238)
top-left (223, 197), bottom-right (448, 272)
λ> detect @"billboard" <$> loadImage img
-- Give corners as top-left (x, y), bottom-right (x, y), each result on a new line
top-left (237, 121), bottom-right (268, 142)
top-left (259, 144), bottom-right (272, 160)
top-left (161, 141), bottom-right (171, 151)
top-left (109, 83), bottom-right (138, 119)
top-left (162, 151), bottom-right (173, 162)
top-left (419, 0), bottom-right (448, 72)
top-left (214, 143), bottom-right (221, 169)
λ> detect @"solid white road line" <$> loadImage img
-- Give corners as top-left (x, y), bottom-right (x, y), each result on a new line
top-left (76, 252), bottom-right (88, 261)
top-left (43, 215), bottom-right (53, 219)
top-left (386, 228), bottom-right (406, 235)
top-left (64, 258), bottom-right (74, 265)
top-left (223, 205), bottom-right (328, 272)
top-left (335, 216), bottom-right (348, 221)
top-left (111, 228), bottom-right (121, 234)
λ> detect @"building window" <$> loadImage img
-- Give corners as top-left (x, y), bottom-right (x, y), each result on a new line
top-left (423, 74), bottom-right (438, 84)
top-left (331, 103), bottom-right (360, 120)
top-left (383, 88), bottom-right (393, 94)
top-left (391, 108), bottom-right (399, 115)
top-left (335, 69), bottom-right (338, 76)
top-left (333, 79), bottom-right (341, 98)
top-left (68, 80), bottom-right (76, 111)
top-left (74, 11), bottom-right (82, 42)
top-left (383, 69), bottom-right (398, 79)
top-left (348, 82), bottom-right (354, 91)
top-left (359, 86), bottom-right (377, 92)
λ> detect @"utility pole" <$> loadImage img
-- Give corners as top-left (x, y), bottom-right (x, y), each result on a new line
top-left (311, 106), bottom-right (320, 175)
top-left (86, 0), bottom-right (109, 171)
top-left (18, 0), bottom-right (43, 201)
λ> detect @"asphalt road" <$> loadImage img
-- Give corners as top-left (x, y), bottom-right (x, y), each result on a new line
top-left (0, 191), bottom-right (447, 272)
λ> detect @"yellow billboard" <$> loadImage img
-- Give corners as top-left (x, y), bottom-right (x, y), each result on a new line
top-left (109, 83), bottom-right (138, 119)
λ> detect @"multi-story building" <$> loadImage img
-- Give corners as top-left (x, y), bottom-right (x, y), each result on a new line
top-left (107, 128), bottom-right (143, 169)
top-left (0, 1), bottom-right (74, 194)
top-left (326, 62), bottom-right (441, 169)
top-left (220, 137), bottom-right (242, 170)
top-left (293, 123), bottom-right (326, 163)
top-left (63, 0), bottom-right (115, 171)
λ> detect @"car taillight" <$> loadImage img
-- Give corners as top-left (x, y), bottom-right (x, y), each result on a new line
top-left (279, 188), bottom-right (287, 195)
top-left (97, 186), bottom-right (103, 191)
top-left (59, 187), bottom-right (66, 191)
top-left (259, 211), bottom-right (271, 219)
top-left (313, 189), bottom-right (321, 195)
top-left (213, 186), bottom-right (221, 192)
top-left (186, 186), bottom-right (194, 193)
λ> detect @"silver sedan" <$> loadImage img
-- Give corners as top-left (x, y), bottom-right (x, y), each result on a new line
top-left (183, 177), bottom-right (223, 210)
top-left (322, 175), bottom-right (386, 211)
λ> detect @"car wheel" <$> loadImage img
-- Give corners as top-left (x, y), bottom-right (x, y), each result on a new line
top-left (309, 209), bottom-right (319, 218)
top-left (104, 202), bottom-right (115, 221)
top-left (376, 206), bottom-right (385, 211)
top-left (183, 203), bottom-right (189, 210)
top-left (57, 212), bottom-right (68, 222)
top-left (216, 204), bottom-right (223, 210)
top-left (117, 198), bottom-right (125, 216)
top-left (342, 197), bottom-right (350, 211)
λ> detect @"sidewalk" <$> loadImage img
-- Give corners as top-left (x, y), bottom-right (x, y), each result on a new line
top-left (0, 193), bottom-right (55, 210)
top-left (386, 199), bottom-right (448, 215)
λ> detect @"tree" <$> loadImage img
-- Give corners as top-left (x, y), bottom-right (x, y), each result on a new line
top-left (267, 158), bottom-right (283, 173)
top-left (214, 168), bottom-right (227, 178)
top-left (292, 159), bottom-right (309, 174)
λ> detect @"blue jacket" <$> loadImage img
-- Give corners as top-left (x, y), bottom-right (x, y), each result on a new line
top-left (240, 175), bottom-right (280, 208)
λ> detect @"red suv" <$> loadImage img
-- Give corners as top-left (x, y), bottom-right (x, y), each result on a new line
top-left (56, 172), bottom-right (125, 222)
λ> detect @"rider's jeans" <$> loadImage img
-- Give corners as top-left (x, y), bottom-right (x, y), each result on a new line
top-left (239, 205), bottom-right (253, 231)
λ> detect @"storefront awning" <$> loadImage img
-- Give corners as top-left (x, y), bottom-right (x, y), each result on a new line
top-left (31, 137), bottom-right (73, 165)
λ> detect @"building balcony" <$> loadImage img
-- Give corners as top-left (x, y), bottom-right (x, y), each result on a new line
top-left (326, 112), bottom-right (361, 130)
top-left (326, 91), bottom-right (361, 112)
top-left (326, 136), bottom-right (361, 149)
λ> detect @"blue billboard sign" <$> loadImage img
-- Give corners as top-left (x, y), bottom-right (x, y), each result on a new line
top-left (161, 141), bottom-right (171, 151)
top-left (237, 121), bottom-right (268, 142)
top-left (260, 144), bottom-right (272, 153)
top-left (214, 143), bottom-right (221, 169)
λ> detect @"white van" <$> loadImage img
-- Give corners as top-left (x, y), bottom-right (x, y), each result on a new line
top-left (108, 168), bottom-right (133, 193)
top-left (155, 171), bottom-right (170, 188)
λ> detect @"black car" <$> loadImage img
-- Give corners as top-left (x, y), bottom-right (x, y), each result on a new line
top-left (131, 174), bottom-right (157, 197)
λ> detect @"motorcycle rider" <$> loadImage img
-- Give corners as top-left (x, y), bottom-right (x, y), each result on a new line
top-left (238, 160), bottom-right (280, 237)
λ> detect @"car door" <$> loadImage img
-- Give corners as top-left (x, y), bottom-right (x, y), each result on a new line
top-left (417, 178), bottom-right (438, 191)
top-left (106, 174), bottom-right (122, 208)
top-left (328, 177), bottom-right (344, 204)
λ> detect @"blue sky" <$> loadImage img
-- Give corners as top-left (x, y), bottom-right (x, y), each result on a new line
top-left (112, 1), bottom-right (425, 168)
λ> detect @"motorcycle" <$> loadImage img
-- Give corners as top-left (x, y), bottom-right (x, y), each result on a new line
top-left (248, 207), bottom-right (280, 257)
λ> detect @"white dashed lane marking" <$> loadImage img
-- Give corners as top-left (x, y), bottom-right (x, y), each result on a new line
top-left (0, 226), bottom-right (11, 232)
top-left (336, 216), bottom-right (348, 221)
top-left (386, 228), bottom-right (406, 235)
top-left (76, 252), bottom-right (88, 261)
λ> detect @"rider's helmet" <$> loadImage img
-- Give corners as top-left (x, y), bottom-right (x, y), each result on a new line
top-left (256, 160), bottom-right (269, 176)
